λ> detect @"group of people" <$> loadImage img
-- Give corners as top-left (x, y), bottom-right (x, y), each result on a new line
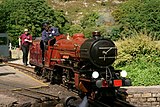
top-left (19, 22), bottom-right (59, 66)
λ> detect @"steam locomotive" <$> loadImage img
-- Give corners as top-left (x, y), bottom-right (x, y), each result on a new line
top-left (29, 31), bottom-right (131, 106)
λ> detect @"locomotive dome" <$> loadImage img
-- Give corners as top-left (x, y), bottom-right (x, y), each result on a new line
top-left (72, 33), bottom-right (85, 39)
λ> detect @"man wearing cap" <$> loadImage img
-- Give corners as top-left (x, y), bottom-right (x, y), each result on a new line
top-left (40, 22), bottom-right (59, 65)
top-left (41, 22), bottom-right (59, 42)
top-left (19, 29), bottom-right (32, 66)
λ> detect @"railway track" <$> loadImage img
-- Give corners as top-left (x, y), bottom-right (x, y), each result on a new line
top-left (0, 81), bottom-right (61, 107)
top-left (13, 88), bottom-right (60, 102)
top-left (87, 98), bottom-right (135, 107)
top-left (6, 62), bottom-right (135, 107)
top-left (114, 99), bottom-right (135, 107)
top-left (6, 63), bottom-right (35, 74)
top-left (6, 62), bottom-right (43, 81)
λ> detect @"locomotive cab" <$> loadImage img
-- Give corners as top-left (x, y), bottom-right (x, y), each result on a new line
top-left (44, 38), bottom-right (56, 50)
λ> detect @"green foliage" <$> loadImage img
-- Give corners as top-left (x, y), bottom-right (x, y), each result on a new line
top-left (112, 0), bottom-right (160, 39)
top-left (81, 12), bottom-right (99, 29)
top-left (0, 0), bottom-right (69, 46)
top-left (115, 34), bottom-right (160, 66)
top-left (47, 0), bottom-right (116, 38)
top-left (118, 56), bottom-right (160, 86)
top-left (114, 34), bottom-right (160, 86)
top-left (68, 24), bottom-right (83, 36)
top-left (80, 12), bottom-right (111, 38)
top-left (79, 12), bottom-right (99, 37)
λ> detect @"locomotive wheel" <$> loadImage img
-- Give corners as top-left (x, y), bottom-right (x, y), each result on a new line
top-left (117, 88), bottom-right (128, 101)
top-left (42, 68), bottom-right (50, 82)
top-left (50, 67), bottom-right (63, 85)
top-left (50, 76), bottom-right (56, 84)
top-left (63, 96), bottom-right (77, 107)
top-left (34, 66), bottom-right (42, 76)
top-left (50, 73), bottom-right (62, 85)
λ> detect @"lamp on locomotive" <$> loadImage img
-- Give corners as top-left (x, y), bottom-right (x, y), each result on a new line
top-left (92, 31), bottom-right (101, 39)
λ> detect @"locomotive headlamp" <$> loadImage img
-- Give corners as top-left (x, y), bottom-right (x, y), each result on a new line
top-left (92, 71), bottom-right (99, 79)
top-left (120, 70), bottom-right (127, 77)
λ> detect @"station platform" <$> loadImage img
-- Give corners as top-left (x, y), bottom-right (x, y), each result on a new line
top-left (0, 63), bottom-right (49, 106)
top-left (0, 64), bottom-right (48, 91)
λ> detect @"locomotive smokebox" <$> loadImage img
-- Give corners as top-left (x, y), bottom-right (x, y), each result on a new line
top-left (80, 37), bottom-right (117, 68)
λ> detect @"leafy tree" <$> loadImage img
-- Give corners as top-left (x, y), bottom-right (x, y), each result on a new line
top-left (112, 0), bottom-right (160, 39)
top-left (68, 24), bottom-right (83, 35)
top-left (81, 12), bottom-right (99, 29)
top-left (80, 12), bottom-right (101, 37)
top-left (0, 0), bottom-right (70, 46)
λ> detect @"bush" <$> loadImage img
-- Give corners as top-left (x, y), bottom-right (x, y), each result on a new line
top-left (114, 33), bottom-right (160, 86)
top-left (112, 0), bottom-right (160, 39)
top-left (67, 24), bottom-right (83, 36)
top-left (115, 33), bottom-right (160, 66)
top-left (118, 56), bottom-right (160, 86)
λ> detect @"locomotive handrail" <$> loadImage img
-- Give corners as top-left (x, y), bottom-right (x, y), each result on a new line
top-left (54, 43), bottom-right (59, 47)
top-left (98, 47), bottom-right (117, 49)
top-left (50, 58), bottom-right (65, 61)
top-left (54, 63), bottom-right (78, 73)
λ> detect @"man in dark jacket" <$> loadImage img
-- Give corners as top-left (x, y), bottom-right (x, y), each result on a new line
top-left (42, 24), bottom-right (59, 42)
top-left (40, 22), bottom-right (59, 65)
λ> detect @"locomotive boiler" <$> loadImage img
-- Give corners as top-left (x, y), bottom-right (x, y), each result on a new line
top-left (29, 31), bottom-right (131, 106)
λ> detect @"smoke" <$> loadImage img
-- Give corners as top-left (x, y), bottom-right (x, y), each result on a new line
top-left (96, 10), bottom-right (115, 26)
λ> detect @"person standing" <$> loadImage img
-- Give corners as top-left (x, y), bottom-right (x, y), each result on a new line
top-left (19, 29), bottom-right (32, 66)
top-left (40, 22), bottom-right (59, 65)
top-left (41, 22), bottom-right (59, 43)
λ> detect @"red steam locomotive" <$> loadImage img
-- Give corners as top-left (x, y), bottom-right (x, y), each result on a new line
top-left (29, 31), bottom-right (131, 105)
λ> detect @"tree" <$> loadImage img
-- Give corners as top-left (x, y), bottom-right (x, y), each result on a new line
top-left (0, 0), bottom-right (70, 46)
top-left (112, 0), bottom-right (160, 39)
top-left (81, 12), bottom-right (99, 29)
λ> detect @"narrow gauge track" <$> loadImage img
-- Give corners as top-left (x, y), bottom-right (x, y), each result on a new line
top-left (13, 88), bottom-right (60, 103)
top-left (3, 63), bottom-right (61, 106)
top-left (0, 82), bottom-right (60, 101)
top-left (6, 63), bottom-right (135, 107)
top-left (114, 99), bottom-right (135, 107)
top-left (0, 82), bottom-right (60, 106)
top-left (6, 63), bottom-right (35, 74)
top-left (87, 98), bottom-right (135, 107)
top-left (6, 63), bottom-right (42, 81)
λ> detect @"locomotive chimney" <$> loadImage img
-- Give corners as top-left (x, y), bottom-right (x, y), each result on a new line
top-left (92, 31), bottom-right (101, 39)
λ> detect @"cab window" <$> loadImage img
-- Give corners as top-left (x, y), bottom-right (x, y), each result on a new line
top-left (0, 37), bottom-right (7, 45)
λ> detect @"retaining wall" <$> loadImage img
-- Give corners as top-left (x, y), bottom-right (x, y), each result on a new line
top-left (126, 86), bottom-right (160, 107)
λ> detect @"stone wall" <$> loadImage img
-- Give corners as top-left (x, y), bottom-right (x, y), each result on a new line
top-left (125, 86), bottom-right (160, 107)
